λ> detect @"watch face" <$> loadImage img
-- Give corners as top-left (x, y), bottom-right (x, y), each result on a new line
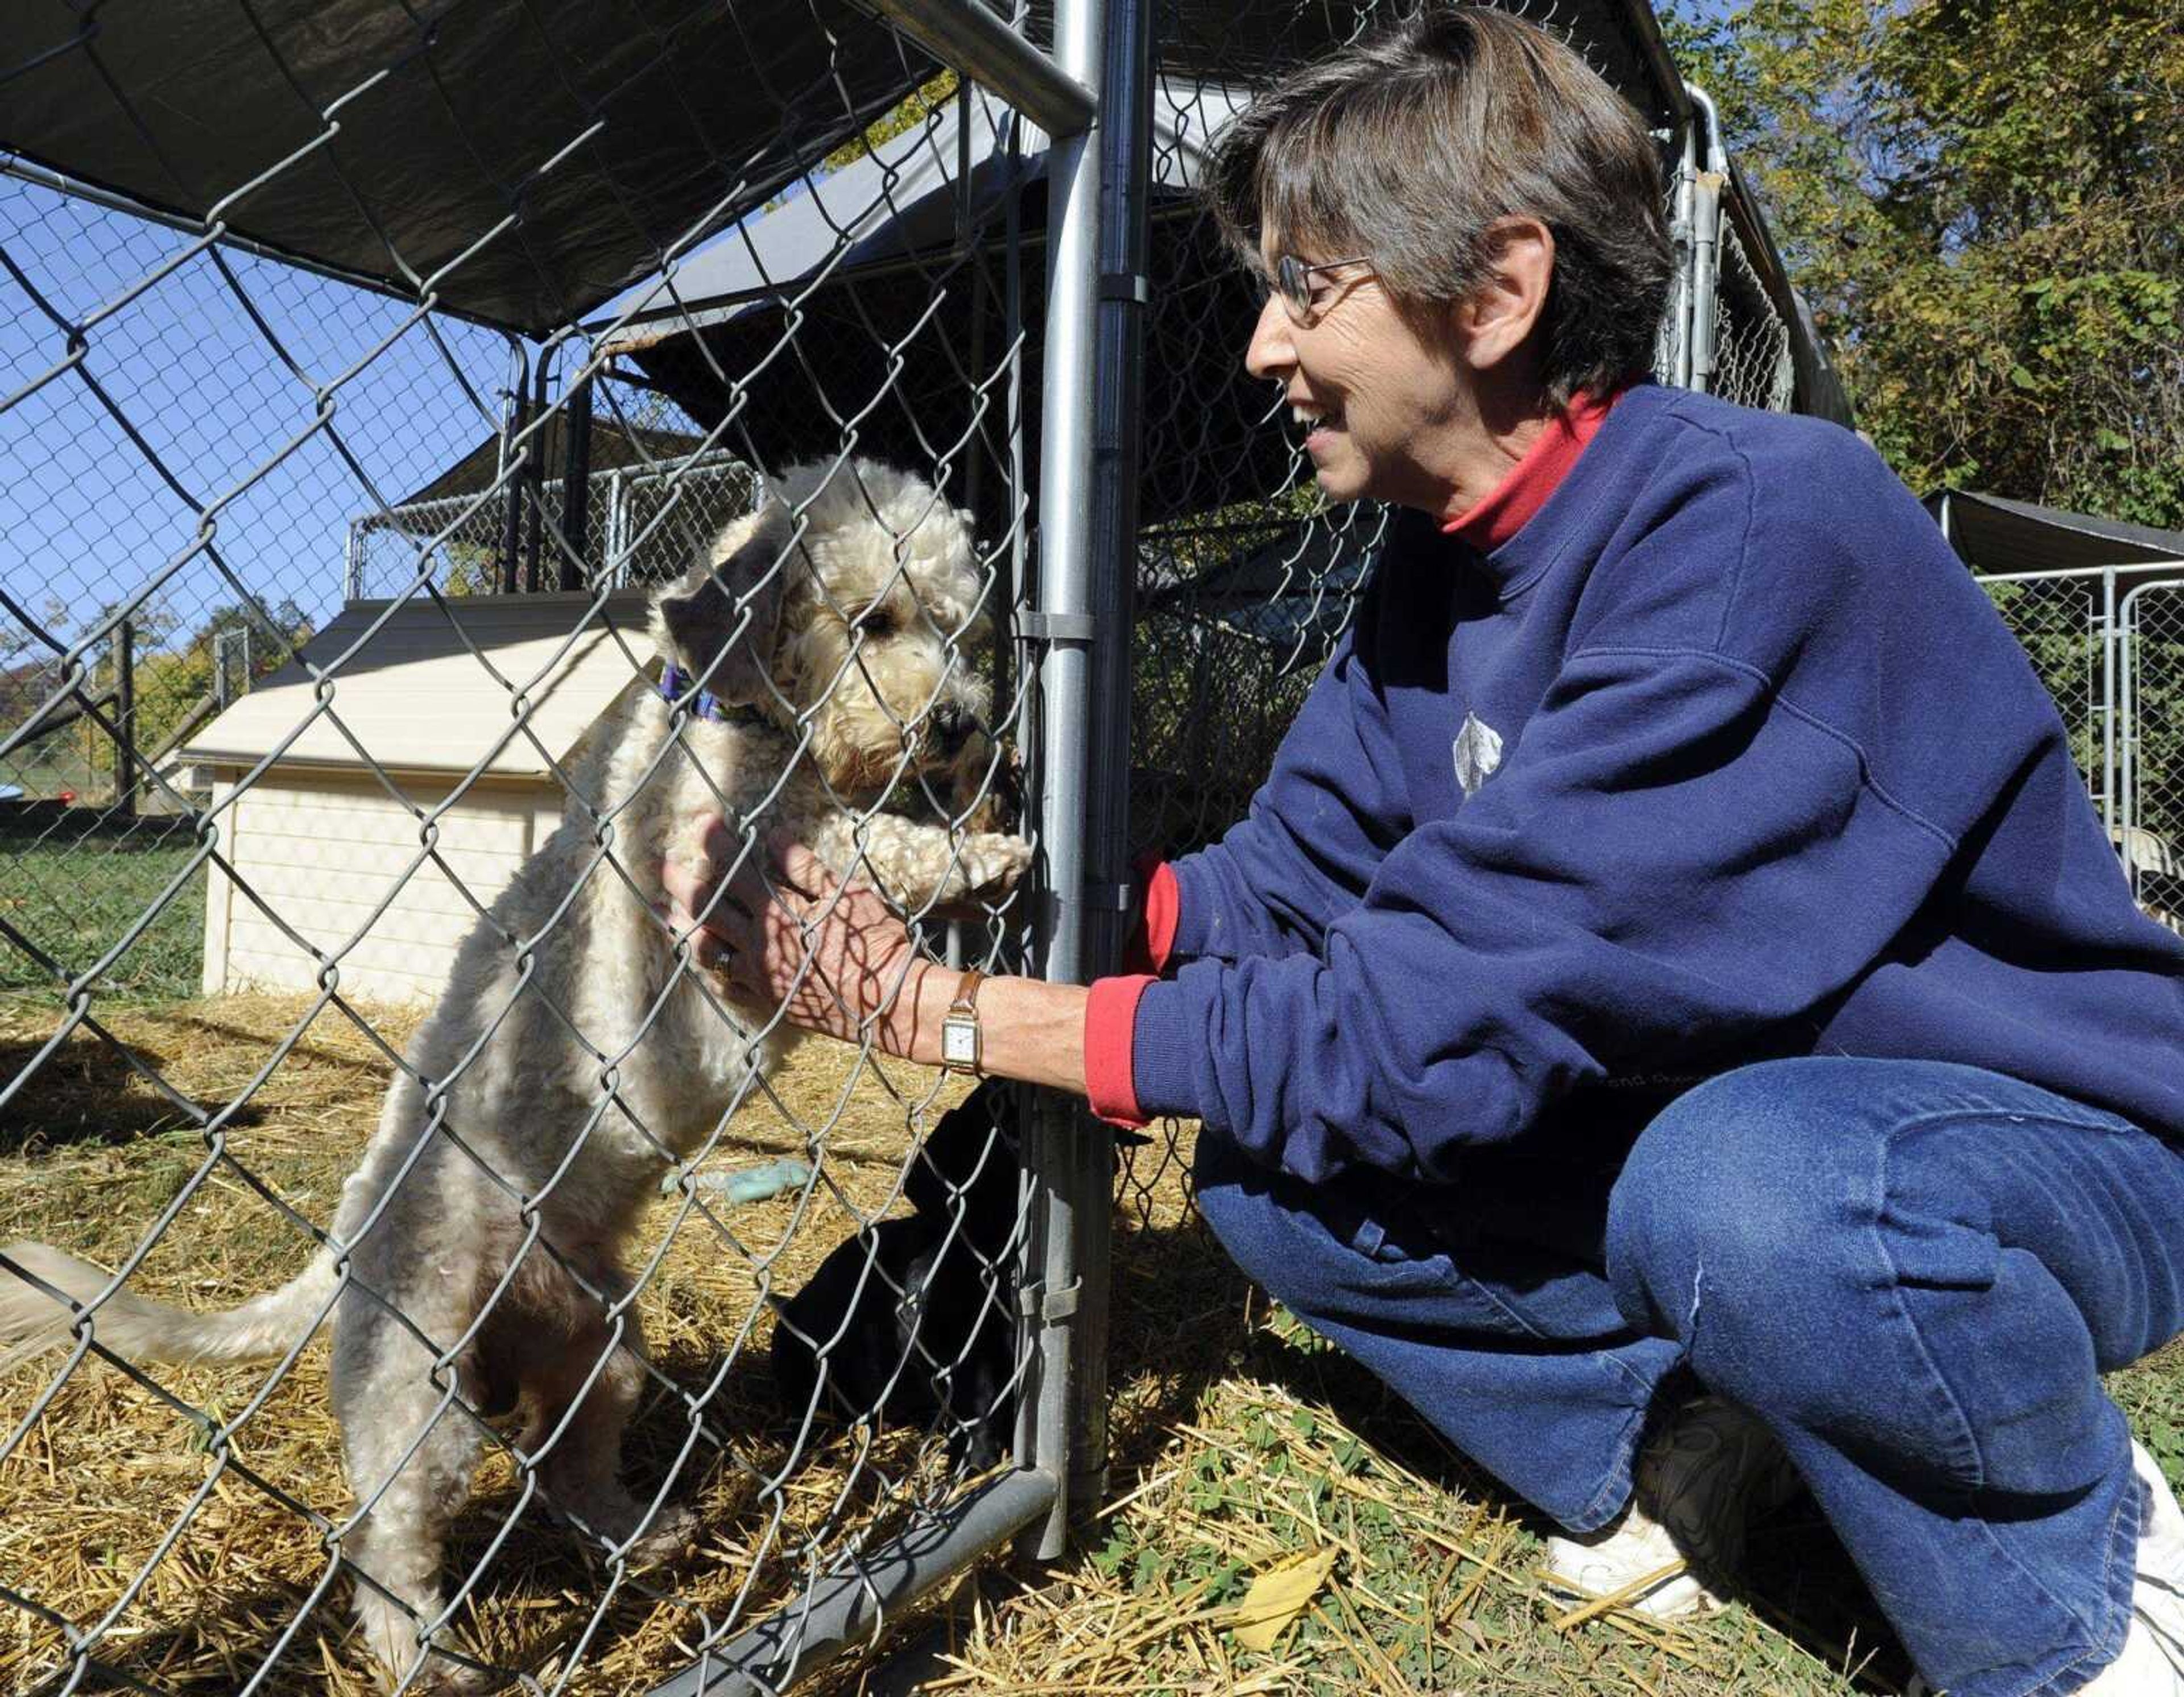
top-left (942, 1019), bottom-right (977, 1066)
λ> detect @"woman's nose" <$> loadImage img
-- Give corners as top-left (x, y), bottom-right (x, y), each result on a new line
top-left (1243, 293), bottom-right (1294, 382)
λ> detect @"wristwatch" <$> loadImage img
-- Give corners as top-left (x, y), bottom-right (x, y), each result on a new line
top-left (940, 969), bottom-right (986, 1074)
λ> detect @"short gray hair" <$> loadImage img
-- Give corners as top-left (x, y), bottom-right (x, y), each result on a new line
top-left (1205, 5), bottom-right (1673, 408)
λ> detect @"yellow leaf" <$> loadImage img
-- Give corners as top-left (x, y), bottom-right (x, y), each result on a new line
top-left (1230, 1545), bottom-right (1339, 1651)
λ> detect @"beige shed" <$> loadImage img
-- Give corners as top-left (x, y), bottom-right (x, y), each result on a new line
top-left (182, 591), bottom-right (655, 1004)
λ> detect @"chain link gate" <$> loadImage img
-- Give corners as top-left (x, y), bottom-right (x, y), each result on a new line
top-left (1971, 567), bottom-right (2184, 936)
top-left (0, 2), bottom-right (1837, 1692)
top-left (2122, 580), bottom-right (2184, 932)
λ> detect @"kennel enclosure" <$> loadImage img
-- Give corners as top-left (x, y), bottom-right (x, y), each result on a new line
top-left (2, 2), bottom-right (1859, 1692)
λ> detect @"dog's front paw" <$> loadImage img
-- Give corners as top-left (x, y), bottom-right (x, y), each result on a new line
top-left (957, 833), bottom-right (1032, 901)
top-left (623, 1501), bottom-right (703, 1564)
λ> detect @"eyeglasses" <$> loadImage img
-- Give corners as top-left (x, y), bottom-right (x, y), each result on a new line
top-left (1268, 252), bottom-right (1373, 322)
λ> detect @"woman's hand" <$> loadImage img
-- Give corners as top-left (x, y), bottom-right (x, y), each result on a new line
top-left (660, 817), bottom-right (948, 1060)
top-left (660, 816), bottom-right (1094, 1096)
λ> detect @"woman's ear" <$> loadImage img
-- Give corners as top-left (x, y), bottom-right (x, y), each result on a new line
top-left (1457, 217), bottom-right (1555, 373)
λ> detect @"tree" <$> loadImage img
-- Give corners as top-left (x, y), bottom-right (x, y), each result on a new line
top-left (122, 598), bottom-right (317, 777)
top-left (1664, 0), bottom-right (2184, 529)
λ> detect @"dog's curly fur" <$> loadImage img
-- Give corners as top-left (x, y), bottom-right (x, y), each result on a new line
top-left (0, 458), bottom-right (1029, 1690)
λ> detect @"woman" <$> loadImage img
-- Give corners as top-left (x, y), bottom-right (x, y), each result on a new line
top-left (665, 9), bottom-right (2184, 1692)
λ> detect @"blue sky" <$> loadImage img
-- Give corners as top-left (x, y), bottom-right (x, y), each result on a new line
top-left (3, 2), bottom-right (1751, 665)
top-left (0, 166), bottom-right (803, 670)
top-left (1, 176), bottom-right (528, 659)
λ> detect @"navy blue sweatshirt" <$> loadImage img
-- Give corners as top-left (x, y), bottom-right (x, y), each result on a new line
top-left (1086, 382), bottom-right (2184, 1183)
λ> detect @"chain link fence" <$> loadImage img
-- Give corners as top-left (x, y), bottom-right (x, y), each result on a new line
top-left (0, 0), bottom-right (1963, 1692)
top-left (1, 1), bottom-right (1049, 1690)
top-left (1708, 215), bottom-right (1796, 414)
top-left (345, 437), bottom-right (764, 601)
top-left (1972, 568), bottom-right (2184, 936)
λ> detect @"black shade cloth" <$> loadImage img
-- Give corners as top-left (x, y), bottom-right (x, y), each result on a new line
top-left (0, 0), bottom-right (1687, 341)
top-left (0, 0), bottom-right (937, 335)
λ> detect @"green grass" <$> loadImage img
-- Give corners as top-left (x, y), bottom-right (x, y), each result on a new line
top-left (0, 813), bottom-right (208, 1004)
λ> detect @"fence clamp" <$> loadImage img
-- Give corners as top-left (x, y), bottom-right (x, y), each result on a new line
top-left (1041, 1279), bottom-right (1082, 1324)
top-left (1098, 271), bottom-right (1151, 307)
top-left (1019, 610), bottom-right (1096, 646)
top-left (1020, 1278), bottom-right (1082, 1324)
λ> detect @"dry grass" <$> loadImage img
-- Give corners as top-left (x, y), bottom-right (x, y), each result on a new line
top-left (0, 992), bottom-right (986, 1695)
top-left (908, 1144), bottom-right (1914, 1697)
top-left (6, 993), bottom-right (2184, 1696)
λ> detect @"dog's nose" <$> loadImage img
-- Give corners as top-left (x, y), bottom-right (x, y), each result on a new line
top-left (930, 703), bottom-right (973, 751)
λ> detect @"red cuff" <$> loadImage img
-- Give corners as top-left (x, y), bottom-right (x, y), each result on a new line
top-left (1120, 855), bottom-right (1181, 976)
top-left (1084, 973), bottom-right (1156, 1129)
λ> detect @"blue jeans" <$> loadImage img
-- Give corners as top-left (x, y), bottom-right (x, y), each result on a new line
top-left (1191, 1058), bottom-right (2184, 1697)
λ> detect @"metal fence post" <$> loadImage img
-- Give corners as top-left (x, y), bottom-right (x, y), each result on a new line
top-left (1059, 0), bottom-right (1156, 1541)
top-left (2103, 566), bottom-right (2120, 836)
top-left (1665, 111), bottom-right (1698, 387)
top-left (113, 617), bottom-right (136, 818)
top-left (1682, 83), bottom-right (1727, 394)
top-left (605, 469), bottom-right (628, 588)
top-left (1017, 0), bottom-right (1108, 1563)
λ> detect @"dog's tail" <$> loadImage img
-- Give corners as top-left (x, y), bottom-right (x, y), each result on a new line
top-left (0, 1240), bottom-right (339, 1377)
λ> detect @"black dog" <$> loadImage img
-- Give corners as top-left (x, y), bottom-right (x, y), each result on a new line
top-left (771, 1079), bottom-right (1025, 1468)
top-left (771, 1080), bottom-right (1152, 1468)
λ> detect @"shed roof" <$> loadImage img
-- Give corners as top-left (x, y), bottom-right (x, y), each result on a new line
top-left (183, 592), bottom-right (656, 780)
top-left (392, 420), bottom-right (707, 509)
top-left (1, 1), bottom-right (1687, 339)
top-left (1927, 490), bottom-right (2184, 576)
top-left (0, 0), bottom-right (932, 336)
top-left (599, 6), bottom-right (1848, 534)
top-left (601, 77), bottom-right (1248, 349)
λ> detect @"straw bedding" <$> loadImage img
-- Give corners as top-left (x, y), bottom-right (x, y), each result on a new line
top-left (15, 992), bottom-right (2161, 1695)
top-left (0, 992), bottom-right (992, 1694)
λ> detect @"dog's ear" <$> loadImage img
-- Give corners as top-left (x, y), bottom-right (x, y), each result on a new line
top-left (908, 1084), bottom-right (1016, 1217)
top-left (656, 501), bottom-right (791, 707)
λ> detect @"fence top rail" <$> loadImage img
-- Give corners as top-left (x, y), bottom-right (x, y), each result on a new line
top-left (2120, 579), bottom-right (2184, 617)
top-left (1976, 562), bottom-right (2184, 586)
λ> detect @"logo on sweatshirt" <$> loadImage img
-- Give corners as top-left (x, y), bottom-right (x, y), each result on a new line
top-left (1453, 712), bottom-right (1503, 798)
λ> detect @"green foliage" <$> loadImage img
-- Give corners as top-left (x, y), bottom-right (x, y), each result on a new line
top-left (1663, 0), bottom-right (2184, 530)
top-left (128, 598), bottom-right (315, 777)
top-left (821, 72), bottom-right (961, 176)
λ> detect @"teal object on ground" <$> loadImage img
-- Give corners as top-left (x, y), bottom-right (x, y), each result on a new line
top-left (665, 1155), bottom-right (812, 1203)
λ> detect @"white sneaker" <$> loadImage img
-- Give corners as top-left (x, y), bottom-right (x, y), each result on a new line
top-left (1541, 1394), bottom-right (1801, 1618)
top-left (1906, 1439), bottom-right (2184, 1696)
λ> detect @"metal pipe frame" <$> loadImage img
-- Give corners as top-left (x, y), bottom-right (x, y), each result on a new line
top-left (1682, 82), bottom-right (1728, 394)
top-left (1665, 118), bottom-right (1698, 389)
top-left (523, 349), bottom-right (553, 593)
top-left (2117, 580), bottom-right (2184, 876)
top-left (2104, 567), bottom-right (2119, 835)
top-left (1060, 0), bottom-right (1155, 1545)
top-left (643, 1468), bottom-right (1059, 1697)
top-left (560, 371), bottom-right (595, 592)
top-left (1974, 563), bottom-right (2184, 844)
top-left (1975, 563), bottom-right (2184, 585)
top-left (862, 0), bottom-right (1094, 140)
top-left (1016, 0), bottom-right (1107, 1564)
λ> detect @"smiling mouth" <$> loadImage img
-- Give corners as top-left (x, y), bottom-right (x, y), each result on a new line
top-left (1290, 403), bottom-right (1343, 433)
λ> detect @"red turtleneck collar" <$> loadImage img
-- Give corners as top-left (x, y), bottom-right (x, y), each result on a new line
top-left (1442, 387), bottom-right (1621, 551)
